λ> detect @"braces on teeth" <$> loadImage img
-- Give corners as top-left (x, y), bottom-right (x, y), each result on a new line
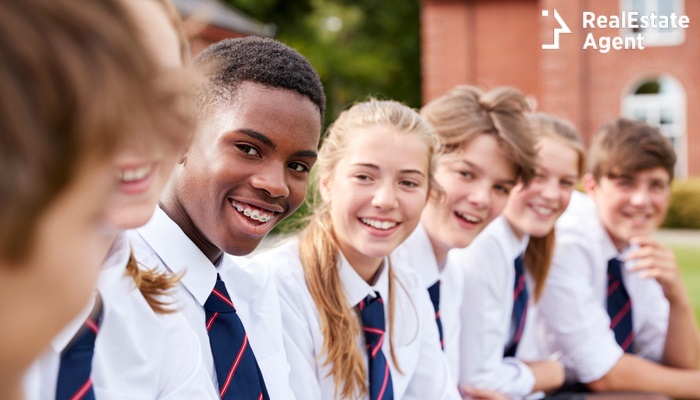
top-left (232, 202), bottom-right (274, 223)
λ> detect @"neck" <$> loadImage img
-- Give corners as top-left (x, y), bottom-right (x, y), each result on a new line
top-left (159, 196), bottom-right (222, 265)
top-left (337, 242), bottom-right (384, 284)
top-left (505, 216), bottom-right (526, 241)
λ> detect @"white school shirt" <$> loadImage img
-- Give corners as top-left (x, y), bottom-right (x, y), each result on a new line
top-left (447, 215), bottom-right (536, 399)
top-left (536, 191), bottom-right (669, 383)
top-left (392, 223), bottom-right (463, 383)
top-left (23, 233), bottom-right (216, 399)
top-left (253, 238), bottom-right (460, 400)
top-left (127, 207), bottom-right (292, 400)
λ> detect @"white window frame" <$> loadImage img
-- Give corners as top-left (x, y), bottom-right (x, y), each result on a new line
top-left (621, 75), bottom-right (687, 178)
top-left (621, 0), bottom-right (685, 47)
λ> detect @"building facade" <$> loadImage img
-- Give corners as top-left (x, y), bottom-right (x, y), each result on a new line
top-left (422, 0), bottom-right (699, 177)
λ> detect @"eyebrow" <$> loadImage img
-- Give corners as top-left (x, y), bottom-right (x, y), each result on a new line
top-left (238, 129), bottom-right (317, 158)
top-left (238, 129), bottom-right (274, 148)
top-left (352, 162), bottom-right (426, 177)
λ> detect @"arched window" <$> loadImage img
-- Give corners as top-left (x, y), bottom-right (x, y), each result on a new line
top-left (621, 0), bottom-right (685, 46)
top-left (622, 75), bottom-right (687, 178)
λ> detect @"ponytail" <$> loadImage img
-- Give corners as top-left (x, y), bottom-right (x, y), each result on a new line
top-left (125, 251), bottom-right (180, 314)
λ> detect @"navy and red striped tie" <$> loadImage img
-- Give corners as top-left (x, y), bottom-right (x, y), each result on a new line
top-left (358, 292), bottom-right (394, 400)
top-left (504, 255), bottom-right (528, 358)
top-left (204, 275), bottom-right (269, 400)
top-left (427, 280), bottom-right (445, 350)
top-left (607, 258), bottom-right (635, 353)
top-left (56, 298), bottom-right (103, 400)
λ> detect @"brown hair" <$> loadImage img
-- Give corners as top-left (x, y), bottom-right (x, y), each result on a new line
top-left (420, 85), bottom-right (538, 185)
top-left (588, 118), bottom-right (676, 181)
top-left (299, 99), bottom-right (436, 398)
top-left (524, 113), bottom-right (585, 301)
top-left (0, 0), bottom-right (187, 263)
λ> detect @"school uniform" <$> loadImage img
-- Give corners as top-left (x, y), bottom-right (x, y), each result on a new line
top-left (253, 238), bottom-right (460, 400)
top-left (127, 207), bottom-right (292, 400)
top-left (447, 215), bottom-right (537, 399)
top-left (536, 191), bottom-right (669, 384)
top-left (392, 223), bottom-right (464, 383)
top-left (23, 233), bottom-right (216, 399)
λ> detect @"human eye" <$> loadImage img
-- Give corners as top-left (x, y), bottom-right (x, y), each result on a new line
top-left (494, 185), bottom-right (511, 195)
top-left (354, 173), bottom-right (372, 182)
top-left (650, 179), bottom-right (668, 191)
top-left (560, 179), bottom-right (575, 188)
top-left (288, 161), bottom-right (310, 173)
top-left (399, 179), bottom-right (420, 189)
top-left (459, 170), bottom-right (474, 179)
top-left (236, 144), bottom-right (260, 157)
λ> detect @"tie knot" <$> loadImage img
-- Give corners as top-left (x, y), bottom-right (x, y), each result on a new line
top-left (427, 280), bottom-right (441, 310)
top-left (514, 255), bottom-right (525, 276)
top-left (608, 257), bottom-right (624, 280)
top-left (359, 292), bottom-right (385, 334)
top-left (205, 278), bottom-right (236, 313)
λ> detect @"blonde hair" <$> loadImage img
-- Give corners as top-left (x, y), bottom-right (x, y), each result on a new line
top-left (420, 85), bottom-right (537, 185)
top-left (299, 99), bottom-right (437, 398)
top-left (524, 113), bottom-right (585, 301)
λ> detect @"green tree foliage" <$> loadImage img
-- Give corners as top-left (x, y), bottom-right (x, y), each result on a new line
top-left (227, 0), bottom-right (421, 125)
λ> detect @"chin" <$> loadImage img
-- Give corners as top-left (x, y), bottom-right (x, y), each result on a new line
top-left (104, 207), bottom-right (156, 231)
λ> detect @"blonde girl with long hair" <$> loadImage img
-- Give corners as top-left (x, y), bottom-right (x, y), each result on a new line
top-left (22, 0), bottom-right (218, 398)
top-left (451, 113), bottom-right (585, 398)
top-left (254, 99), bottom-right (460, 399)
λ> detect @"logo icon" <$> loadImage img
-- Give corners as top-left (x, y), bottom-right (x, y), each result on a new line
top-left (542, 9), bottom-right (572, 50)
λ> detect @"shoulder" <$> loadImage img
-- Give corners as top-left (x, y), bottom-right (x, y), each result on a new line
top-left (251, 238), bottom-right (311, 306)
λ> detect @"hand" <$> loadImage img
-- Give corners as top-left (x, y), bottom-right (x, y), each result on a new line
top-left (625, 236), bottom-right (687, 304)
top-left (460, 386), bottom-right (509, 400)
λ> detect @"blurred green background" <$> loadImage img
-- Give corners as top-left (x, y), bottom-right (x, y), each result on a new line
top-left (674, 244), bottom-right (700, 321)
top-left (227, 0), bottom-right (422, 126)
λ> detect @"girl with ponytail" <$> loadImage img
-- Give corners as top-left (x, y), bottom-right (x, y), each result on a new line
top-left (255, 99), bottom-right (460, 399)
top-left (451, 112), bottom-right (585, 398)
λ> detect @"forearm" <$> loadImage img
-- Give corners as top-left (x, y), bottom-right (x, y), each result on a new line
top-left (525, 360), bottom-right (564, 393)
top-left (587, 354), bottom-right (700, 398)
top-left (663, 288), bottom-right (700, 368)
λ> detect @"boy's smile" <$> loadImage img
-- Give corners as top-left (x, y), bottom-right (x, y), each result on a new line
top-left (585, 167), bottom-right (671, 250)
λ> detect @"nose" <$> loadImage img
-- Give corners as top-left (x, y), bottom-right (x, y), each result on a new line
top-left (467, 181), bottom-right (491, 210)
top-left (540, 179), bottom-right (559, 201)
top-left (371, 180), bottom-right (398, 210)
top-left (250, 163), bottom-right (290, 198)
top-left (630, 186), bottom-right (652, 207)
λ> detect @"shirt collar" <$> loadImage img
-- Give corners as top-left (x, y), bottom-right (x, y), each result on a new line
top-left (493, 215), bottom-right (530, 259)
top-left (338, 251), bottom-right (390, 308)
top-left (51, 295), bottom-right (96, 352)
top-left (395, 223), bottom-right (440, 285)
top-left (100, 232), bottom-right (130, 274)
top-left (135, 206), bottom-right (217, 306)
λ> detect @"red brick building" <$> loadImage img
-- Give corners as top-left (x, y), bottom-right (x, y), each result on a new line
top-left (421, 0), bottom-right (699, 178)
top-left (172, 0), bottom-right (274, 56)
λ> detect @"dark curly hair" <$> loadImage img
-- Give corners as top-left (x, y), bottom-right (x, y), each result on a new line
top-left (194, 36), bottom-right (325, 123)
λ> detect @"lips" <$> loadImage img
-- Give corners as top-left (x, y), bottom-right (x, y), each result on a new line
top-left (229, 199), bottom-right (281, 224)
top-left (360, 217), bottom-right (398, 230)
top-left (116, 164), bottom-right (156, 195)
top-left (530, 204), bottom-right (555, 218)
top-left (455, 211), bottom-right (482, 224)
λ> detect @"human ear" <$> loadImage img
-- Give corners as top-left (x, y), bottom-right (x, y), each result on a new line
top-left (319, 176), bottom-right (332, 204)
top-left (582, 173), bottom-right (597, 195)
